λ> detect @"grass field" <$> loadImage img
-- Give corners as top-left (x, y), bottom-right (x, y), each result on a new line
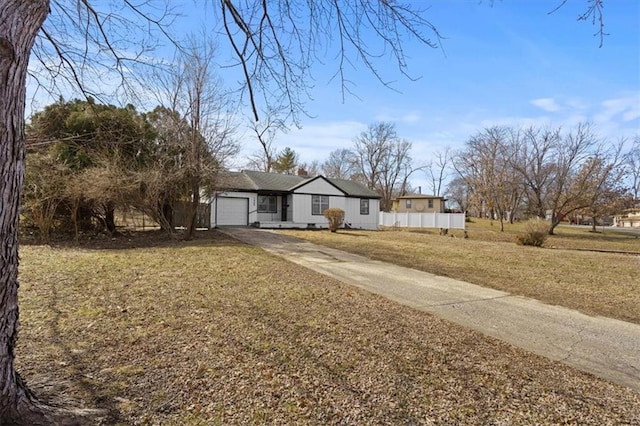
top-left (16, 230), bottom-right (640, 424)
top-left (280, 219), bottom-right (640, 324)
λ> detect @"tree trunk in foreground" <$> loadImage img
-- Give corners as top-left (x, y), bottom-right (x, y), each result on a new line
top-left (548, 217), bottom-right (560, 235)
top-left (185, 180), bottom-right (199, 240)
top-left (104, 202), bottom-right (118, 236)
top-left (0, 1), bottom-right (51, 423)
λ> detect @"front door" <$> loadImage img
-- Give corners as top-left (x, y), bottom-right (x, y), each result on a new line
top-left (281, 195), bottom-right (287, 221)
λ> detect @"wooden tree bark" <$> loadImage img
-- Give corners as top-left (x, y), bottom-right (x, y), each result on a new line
top-left (0, 0), bottom-right (51, 423)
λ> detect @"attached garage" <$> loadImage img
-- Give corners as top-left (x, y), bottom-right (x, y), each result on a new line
top-left (215, 197), bottom-right (249, 226)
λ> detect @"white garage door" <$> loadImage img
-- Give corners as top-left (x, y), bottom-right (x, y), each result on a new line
top-left (216, 197), bottom-right (249, 226)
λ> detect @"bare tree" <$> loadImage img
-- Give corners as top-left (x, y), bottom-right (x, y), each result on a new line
top-left (509, 126), bottom-right (561, 218)
top-left (380, 138), bottom-right (414, 204)
top-left (219, 1), bottom-right (442, 123)
top-left (353, 122), bottom-right (397, 190)
top-left (322, 149), bottom-right (355, 179)
top-left (299, 160), bottom-right (321, 177)
top-left (550, 0), bottom-right (607, 47)
top-left (424, 147), bottom-right (453, 197)
top-left (625, 137), bottom-right (640, 203)
top-left (454, 126), bottom-right (523, 231)
top-left (182, 40), bottom-right (214, 238)
top-left (445, 176), bottom-right (472, 213)
top-left (139, 106), bottom-right (190, 233)
top-left (30, 1), bottom-right (180, 107)
top-left (352, 123), bottom-right (412, 211)
top-left (22, 150), bottom-right (71, 243)
top-left (151, 38), bottom-right (238, 239)
top-left (542, 123), bottom-right (609, 234)
top-left (457, 124), bottom-right (622, 234)
top-left (245, 108), bottom-right (288, 172)
top-left (574, 148), bottom-right (632, 231)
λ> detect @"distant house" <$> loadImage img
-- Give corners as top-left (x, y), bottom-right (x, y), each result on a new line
top-left (613, 208), bottom-right (640, 228)
top-left (391, 195), bottom-right (446, 214)
top-left (209, 170), bottom-right (381, 230)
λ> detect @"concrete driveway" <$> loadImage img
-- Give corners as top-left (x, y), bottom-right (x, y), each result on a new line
top-left (221, 227), bottom-right (640, 392)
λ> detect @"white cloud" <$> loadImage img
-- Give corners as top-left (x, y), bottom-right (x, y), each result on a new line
top-left (530, 97), bottom-right (561, 113)
top-left (274, 120), bottom-right (368, 161)
top-left (587, 94), bottom-right (640, 139)
top-left (596, 95), bottom-right (640, 123)
top-left (623, 108), bottom-right (640, 122)
top-left (475, 93), bottom-right (639, 141)
top-left (565, 98), bottom-right (588, 111)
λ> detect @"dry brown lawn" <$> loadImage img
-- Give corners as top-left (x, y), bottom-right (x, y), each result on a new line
top-left (16, 230), bottom-right (640, 424)
top-left (280, 220), bottom-right (640, 324)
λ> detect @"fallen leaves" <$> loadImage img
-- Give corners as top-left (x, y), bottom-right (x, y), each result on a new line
top-left (14, 230), bottom-right (640, 424)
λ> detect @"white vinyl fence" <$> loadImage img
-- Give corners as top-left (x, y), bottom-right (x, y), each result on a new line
top-left (379, 212), bottom-right (466, 230)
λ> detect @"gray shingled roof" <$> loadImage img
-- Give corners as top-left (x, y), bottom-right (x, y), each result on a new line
top-left (327, 178), bottom-right (380, 198)
top-left (217, 171), bottom-right (257, 191)
top-left (220, 170), bottom-right (380, 198)
top-left (243, 170), bottom-right (306, 191)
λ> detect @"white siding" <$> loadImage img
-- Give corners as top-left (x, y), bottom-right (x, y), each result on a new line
top-left (293, 178), bottom-right (344, 196)
top-left (292, 193), bottom-right (337, 227)
top-left (344, 198), bottom-right (379, 230)
top-left (292, 194), bottom-right (325, 226)
top-left (291, 194), bottom-right (378, 230)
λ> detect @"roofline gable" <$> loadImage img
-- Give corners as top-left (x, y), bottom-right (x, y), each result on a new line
top-left (289, 175), bottom-right (347, 195)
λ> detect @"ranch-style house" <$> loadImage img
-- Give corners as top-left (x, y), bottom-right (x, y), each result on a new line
top-left (209, 170), bottom-right (381, 230)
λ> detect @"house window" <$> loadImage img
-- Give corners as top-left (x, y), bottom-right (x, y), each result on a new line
top-left (257, 195), bottom-right (277, 213)
top-left (405, 199), bottom-right (412, 209)
top-left (312, 195), bottom-right (329, 215)
top-left (428, 199), bottom-right (434, 209)
top-left (360, 199), bottom-right (369, 215)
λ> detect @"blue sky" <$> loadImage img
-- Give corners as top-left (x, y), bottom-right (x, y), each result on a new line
top-left (256, 1), bottom-right (640, 172)
top-left (29, 1), bottom-right (640, 190)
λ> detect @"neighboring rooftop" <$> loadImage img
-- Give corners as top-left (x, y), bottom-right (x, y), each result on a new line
top-left (394, 194), bottom-right (446, 199)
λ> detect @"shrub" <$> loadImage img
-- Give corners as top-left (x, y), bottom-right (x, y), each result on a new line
top-left (515, 218), bottom-right (549, 247)
top-left (323, 208), bottom-right (345, 233)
